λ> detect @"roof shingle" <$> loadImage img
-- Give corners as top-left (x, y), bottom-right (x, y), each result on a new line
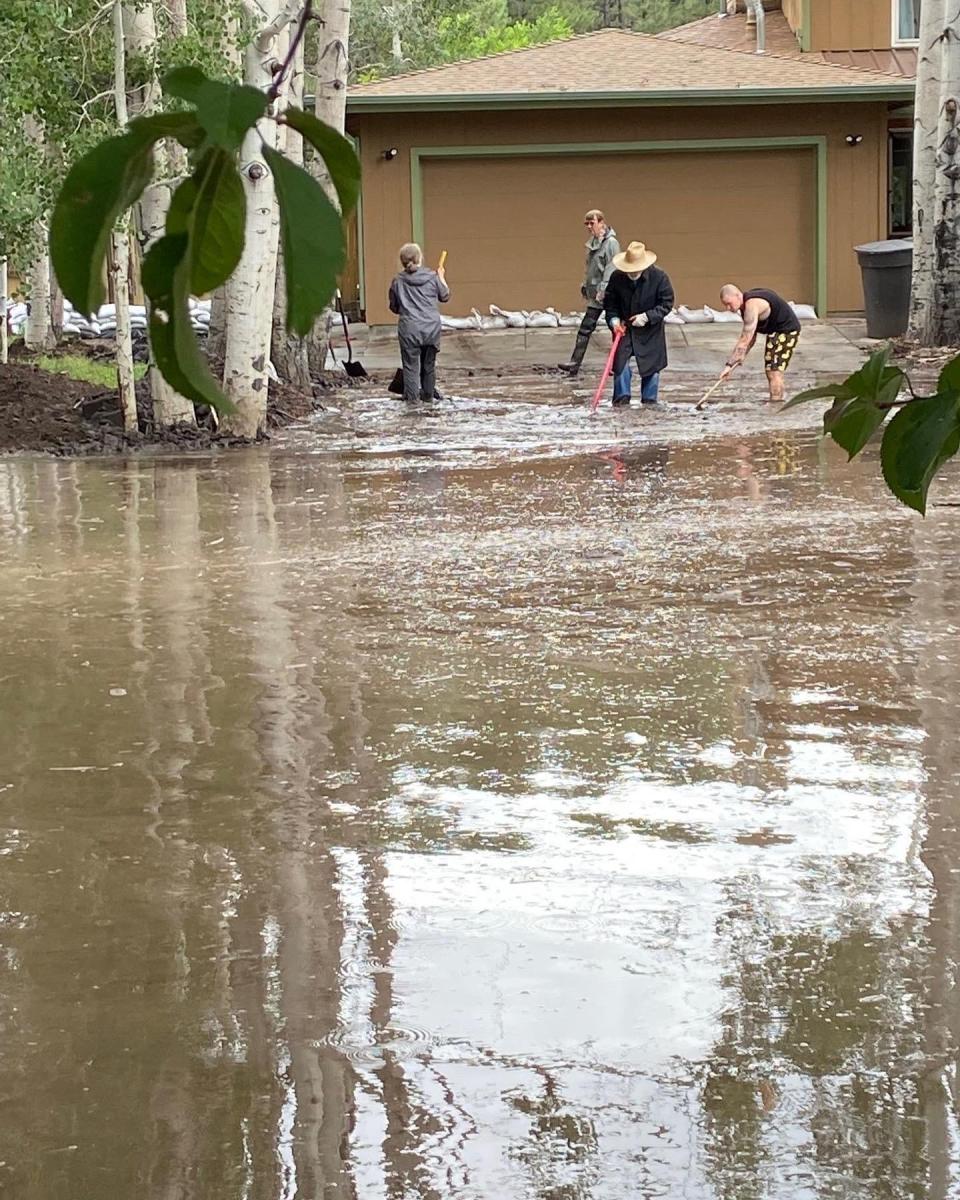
top-left (348, 27), bottom-right (913, 101)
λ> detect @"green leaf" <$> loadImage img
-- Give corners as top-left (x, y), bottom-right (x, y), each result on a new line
top-left (50, 133), bottom-right (154, 315)
top-left (939, 352), bottom-right (960, 394)
top-left (142, 233), bottom-right (233, 413)
top-left (880, 391), bottom-right (960, 514)
top-left (166, 149), bottom-right (245, 295)
top-left (162, 67), bottom-right (267, 152)
top-left (843, 346), bottom-right (894, 399)
top-left (825, 397), bottom-right (887, 459)
top-left (782, 382), bottom-right (854, 410)
top-left (282, 108), bottom-right (361, 215)
top-left (127, 111), bottom-right (205, 150)
top-left (263, 144), bottom-right (346, 337)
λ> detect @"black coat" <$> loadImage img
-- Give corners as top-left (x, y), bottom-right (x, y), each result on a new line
top-left (604, 265), bottom-right (675, 376)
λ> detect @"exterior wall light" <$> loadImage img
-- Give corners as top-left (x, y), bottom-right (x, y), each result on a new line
top-left (845, 134), bottom-right (864, 146)
top-left (382, 147), bottom-right (399, 160)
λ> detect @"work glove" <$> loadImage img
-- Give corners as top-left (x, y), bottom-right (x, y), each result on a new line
top-left (631, 313), bottom-right (649, 327)
top-left (609, 317), bottom-right (622, 329)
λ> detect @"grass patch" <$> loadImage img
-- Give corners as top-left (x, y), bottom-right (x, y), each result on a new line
top-left (36, 354), bottom-right (147, 389)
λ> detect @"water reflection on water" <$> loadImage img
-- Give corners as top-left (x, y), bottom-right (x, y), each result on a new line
top-left (0, 428), bottom-right (959, 1199)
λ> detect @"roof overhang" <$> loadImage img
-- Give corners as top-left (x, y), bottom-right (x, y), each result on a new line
top-left (347, 83), bottom-right (915, 114)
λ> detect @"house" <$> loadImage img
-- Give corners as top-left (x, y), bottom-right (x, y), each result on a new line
top-left (345, 0), bottom-right (917, 325)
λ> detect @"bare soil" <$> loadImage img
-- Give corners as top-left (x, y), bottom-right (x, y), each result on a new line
top-left (0, 348), bottom-right (368, 456)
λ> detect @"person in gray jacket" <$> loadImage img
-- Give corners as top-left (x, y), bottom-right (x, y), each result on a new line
top-left (557, 210), bottom-right (621, 376)
top-left (388, 243), bottom-right (450, 403)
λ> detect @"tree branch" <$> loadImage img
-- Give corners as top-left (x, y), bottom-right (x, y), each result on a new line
top-left (265, 0), bottom-right (314, 99)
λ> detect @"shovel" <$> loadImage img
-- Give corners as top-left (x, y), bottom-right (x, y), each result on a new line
top-left (336, 289), bottom-right (368, 379)
top-left (695, 362), bottom-right (739, 410)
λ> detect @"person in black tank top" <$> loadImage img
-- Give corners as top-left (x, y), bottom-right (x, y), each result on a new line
top-left (715, 284), bottom-right (802, 403)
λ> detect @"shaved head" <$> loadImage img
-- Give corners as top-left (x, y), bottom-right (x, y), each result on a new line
top-left (720, 284), bottom-right (742, 303)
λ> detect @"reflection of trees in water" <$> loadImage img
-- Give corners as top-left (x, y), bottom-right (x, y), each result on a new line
top-left (703, 904), bottom-right (928, 1198)
top-left (507, 1068), bottom-right (600, 1200)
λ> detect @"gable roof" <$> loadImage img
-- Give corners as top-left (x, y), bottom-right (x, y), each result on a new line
top-left (662, 11), bottom-right (917, 79)
top-left (347, 27), bottom-right (914, 111)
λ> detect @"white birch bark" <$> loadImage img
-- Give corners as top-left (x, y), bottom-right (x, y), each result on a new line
top-left (124, 1), bottom-right (196, 426)
top-left (24, 231), bottom-right (56, 352)
top-left (111, 230), bottom-right (139, 432)
top-left (305, 0), bottom-right (352, 373)
top-left (112, 0), bottom-right (138, 433)
top-left (909, 0), bottom-right (944, 342)
top-left (932, 9), bottom-right (960, 345)
top-left (271, 33), bottom-right (312, 390)
top-left (221, 1), bottom-right (303, 437)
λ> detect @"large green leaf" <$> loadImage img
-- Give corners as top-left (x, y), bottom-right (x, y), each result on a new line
top-left (163, 67), bottom-right (267, 152)
top-left (166, 149), bottom-right (246, 296)
top-left (939, 352), bottom-right (960, 394)
top-left (142, 233), bottom-right (233, 413)
top-left (825, 397), bottom-right (887, 459)
top-left (282, 108), bottom-right (361, 215)
top-left (782, 382), bottom-right (854, 410)
top-left (263, 144), bottom-right (346, 337)
top-left (880, 392), bottom-right (960, 514)
top-left (50, 133), bottom-right (154, 315)
top-left (127, 110), bottom-right (205, 150)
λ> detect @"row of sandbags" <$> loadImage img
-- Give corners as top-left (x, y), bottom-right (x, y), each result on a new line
top-left (440, 301), bottom-right (818, 331)
top-left (2, 297), bottom-right (212, 338)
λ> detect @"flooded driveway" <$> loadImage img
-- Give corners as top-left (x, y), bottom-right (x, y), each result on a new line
top-left (2, 384), bottom-right (960, 1198)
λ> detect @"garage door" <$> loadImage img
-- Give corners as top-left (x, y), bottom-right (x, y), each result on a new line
top-left (420, 148), bottom-right (816, 315)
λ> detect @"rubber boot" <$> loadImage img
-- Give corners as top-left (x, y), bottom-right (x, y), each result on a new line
top-left (557, 331), bottom-right (591, 376)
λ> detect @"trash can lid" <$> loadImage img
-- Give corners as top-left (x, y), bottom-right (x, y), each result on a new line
top-left (854, 238), bottom-right (913, 254)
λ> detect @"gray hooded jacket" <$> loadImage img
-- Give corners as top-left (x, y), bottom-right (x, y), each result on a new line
top-left (583, 226), bottom-right (620, 307)
top-left (388, 267), bottom-right (450, 346)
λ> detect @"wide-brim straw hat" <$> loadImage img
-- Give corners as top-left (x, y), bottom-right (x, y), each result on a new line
top-left (613, 241), bottom-right (657, 272)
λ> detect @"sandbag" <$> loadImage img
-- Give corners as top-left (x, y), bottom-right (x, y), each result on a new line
top-left (558, 312), bottom-right (583, 327)
top-left (525, 309), bottom-right (559, 328)
top-left (790, 302), bottom-right (818, 320)
top-left (489, 304), bottom-right (526, 328)
top-left (663, 309), bottom-right (685, 324)
top-left (441, 312), bottom-right (482, 330)
top-left (706, 306), bottom-right (742, 323)
top-left (473, 308), bottom-right (507, 330)
top-left (678, 305), bottom-right (714, 323)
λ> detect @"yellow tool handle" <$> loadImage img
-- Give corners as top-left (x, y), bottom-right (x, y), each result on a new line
top-left (438, 250), bottom-right (448, 270)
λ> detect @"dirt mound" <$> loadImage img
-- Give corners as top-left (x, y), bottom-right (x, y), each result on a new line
top-left (0, 358), bottom-right (361, 456)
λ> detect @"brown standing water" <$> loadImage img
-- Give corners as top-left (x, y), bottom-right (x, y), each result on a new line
top-left (2, 388), bottom-right (960, 1198)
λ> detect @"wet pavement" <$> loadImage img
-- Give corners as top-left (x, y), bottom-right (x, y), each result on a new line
top-left (2, 373), bottom-right (960, 1199)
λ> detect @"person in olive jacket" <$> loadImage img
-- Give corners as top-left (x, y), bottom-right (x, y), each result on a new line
top-left (604, 241), bottom-right (675, 407)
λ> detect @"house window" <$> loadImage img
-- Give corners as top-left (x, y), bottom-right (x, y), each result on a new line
top-left (889, 130), bottom-right (913, 236)
top-left (894, 0), bottom-right (921, 42)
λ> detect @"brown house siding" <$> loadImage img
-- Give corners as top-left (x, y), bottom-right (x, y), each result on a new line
top-left (350, 102), bottom-right (888, 324)
top-left (808, 0), bottom-right (894, 51)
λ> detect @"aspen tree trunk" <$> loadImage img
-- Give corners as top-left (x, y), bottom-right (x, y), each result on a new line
top-left (24, 232), bottom-right (56, 352)
top-left (909, 0), bottom-right (944, 342)
top-left (271, 34), bottom-right (312, 390)
top-left (306, 0), bottom-right (351, 374)
top-left (112, 0), bottom-right (138, 433)
top-left (124, 1), bottom-right (196, 426)
top-left (931, 9), bottom-right (960, 344)
top-left (221, 1), bottom-right (303, 438)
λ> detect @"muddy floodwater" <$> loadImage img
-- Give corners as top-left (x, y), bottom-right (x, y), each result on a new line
top-left (2, 382), bottom-right (960, 1199)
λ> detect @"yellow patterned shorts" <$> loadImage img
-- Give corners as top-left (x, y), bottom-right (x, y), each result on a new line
top-left (764, 329), bottom-right (800, 372)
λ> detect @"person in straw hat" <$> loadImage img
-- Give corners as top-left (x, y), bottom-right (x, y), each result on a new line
top-left (604, 241), bottom-right (675, 407)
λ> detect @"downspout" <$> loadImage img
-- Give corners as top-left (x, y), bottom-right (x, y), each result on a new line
top-left (745, 0), bottom-right (766, 53)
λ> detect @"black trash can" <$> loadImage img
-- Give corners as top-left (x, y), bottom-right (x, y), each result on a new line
top-left (854, 238), bottom-right (912, 338)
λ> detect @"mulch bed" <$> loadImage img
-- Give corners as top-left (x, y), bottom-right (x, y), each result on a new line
top-left (0, 351), bottom-right (365, 456)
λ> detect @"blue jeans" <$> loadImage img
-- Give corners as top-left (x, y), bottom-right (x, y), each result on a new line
top-left (614, 371), bottom-right (660, 403)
